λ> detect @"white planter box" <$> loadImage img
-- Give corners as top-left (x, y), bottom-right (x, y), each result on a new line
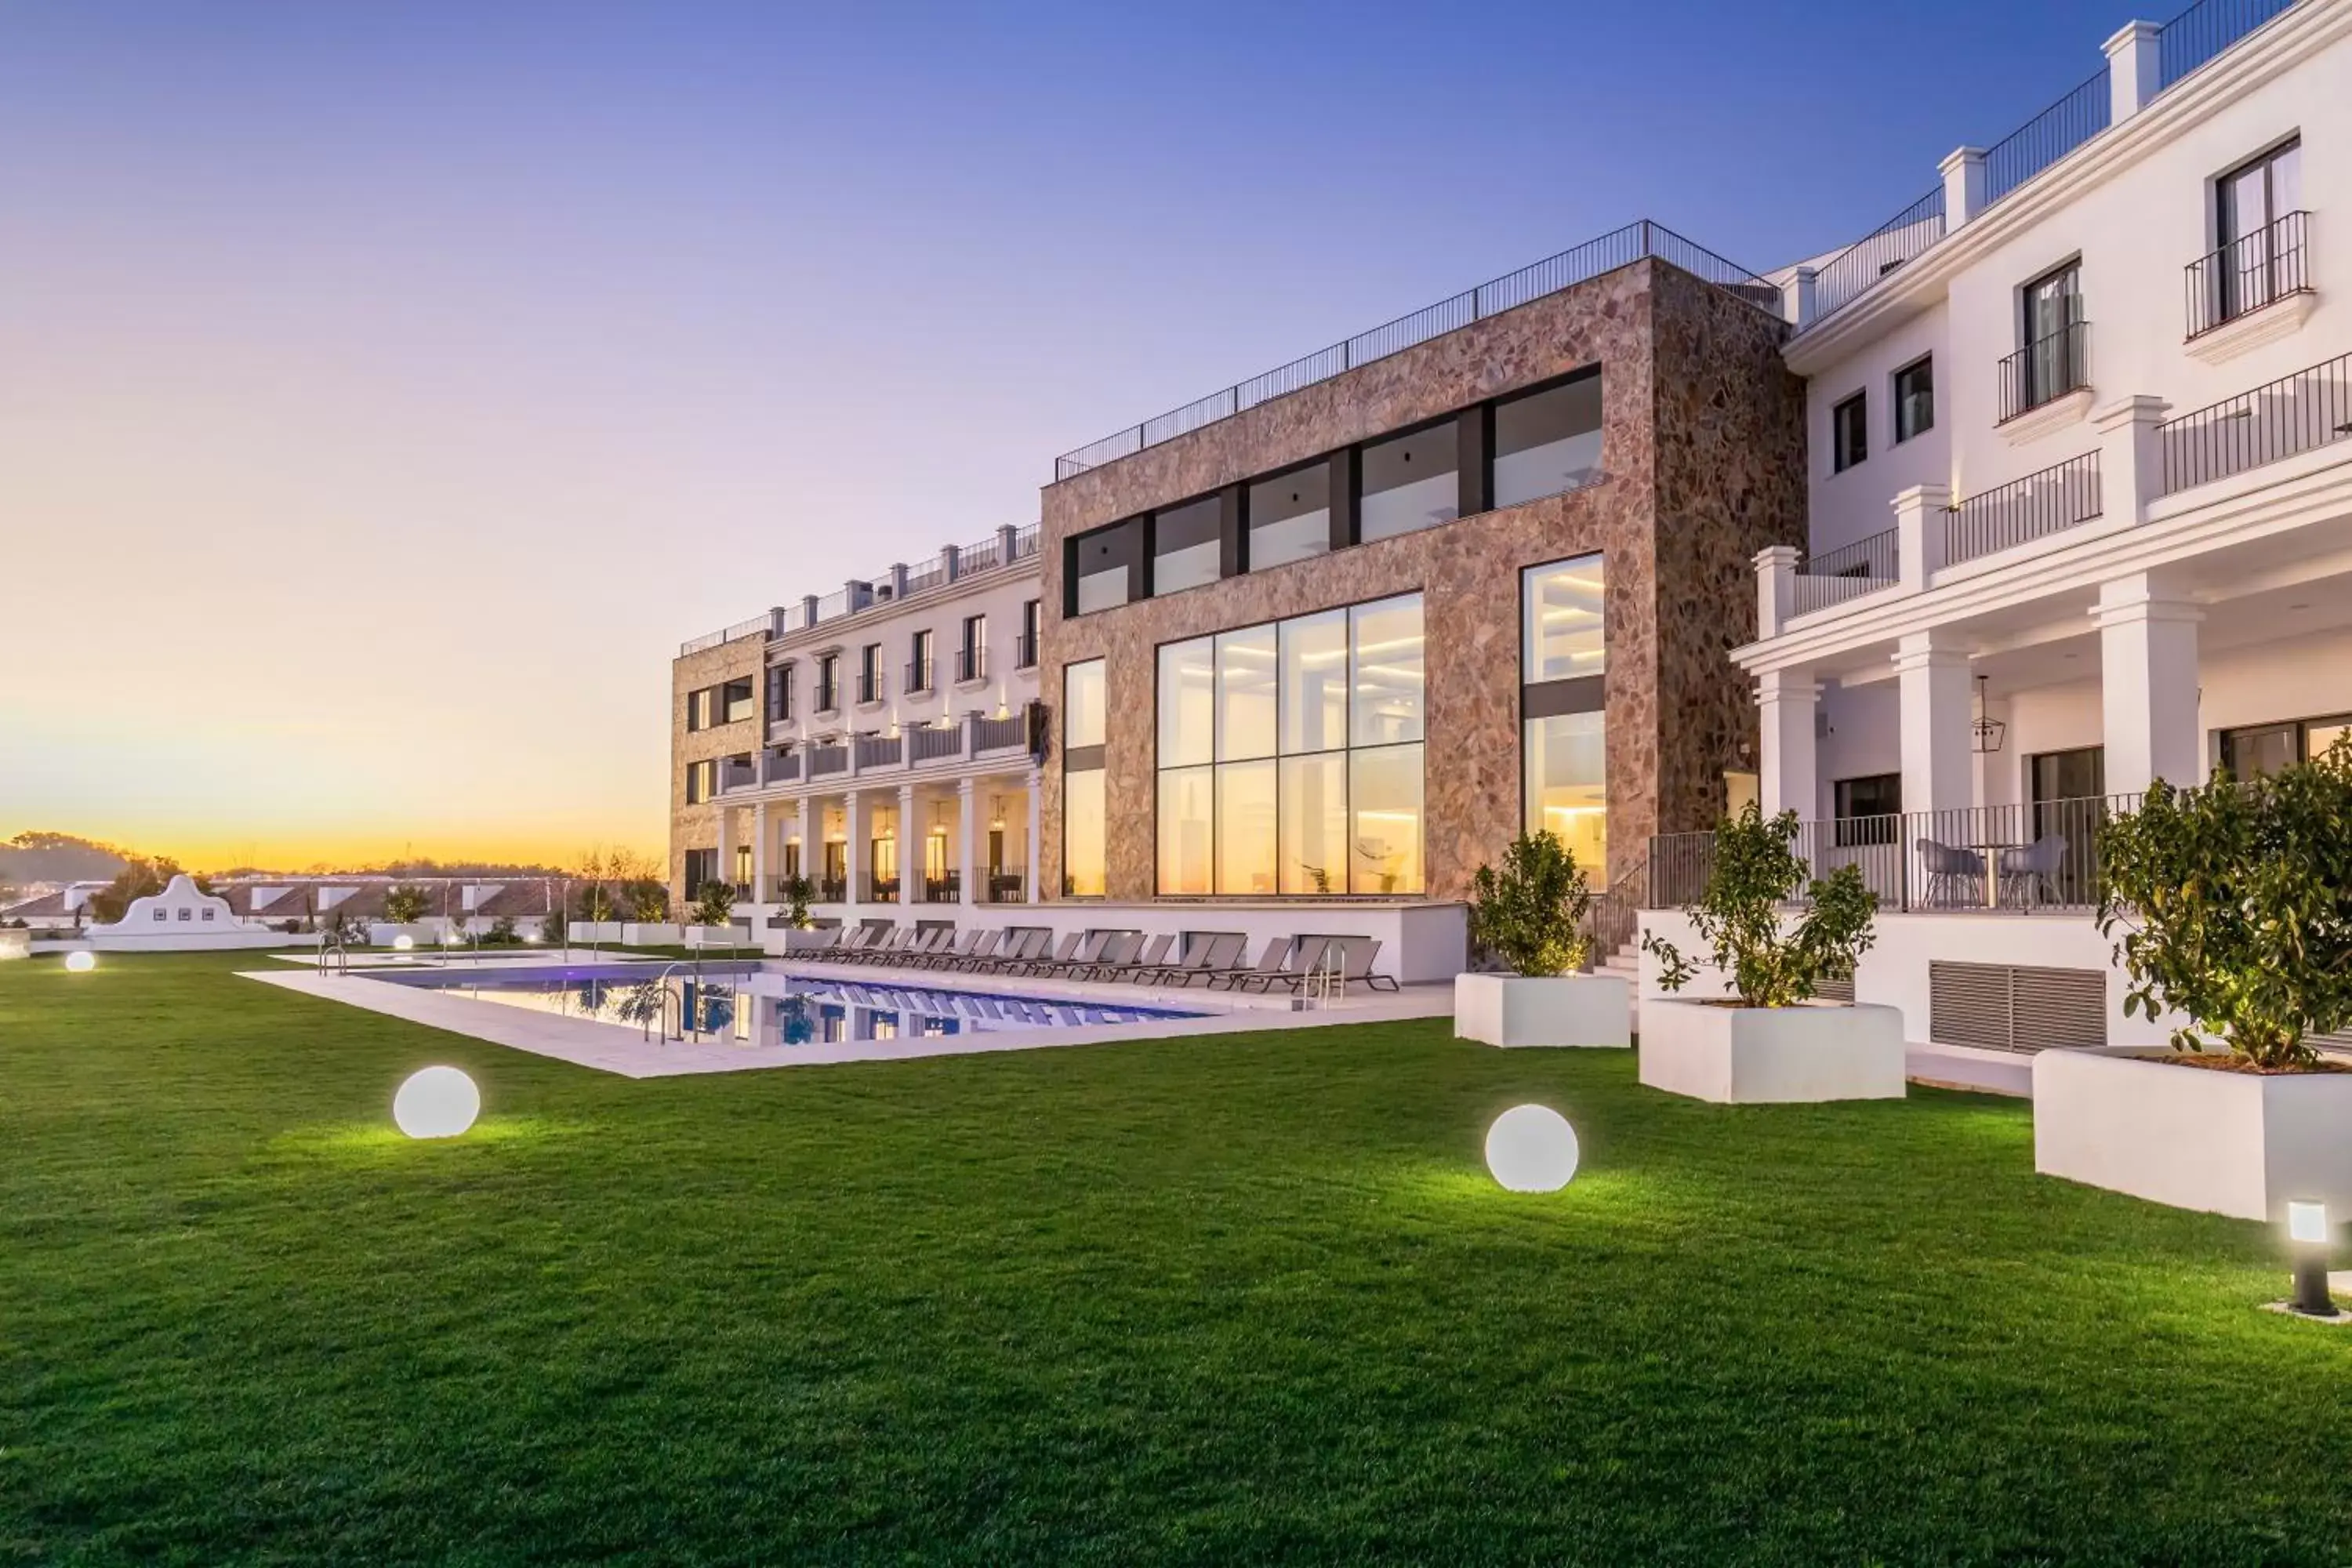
top-left (2033, 1047), bottom-right (2352, 1221)
top-left (1639, 999), bottom-right (1907, 1103)
top-left (0, 929), bottom-right (28, 960)
top-left (621, 922), bottom-right (684, 946)
top-left (1454, 973), bottom-right (1630, 1048)
top-left (682, 924), bottom-right (746, 949)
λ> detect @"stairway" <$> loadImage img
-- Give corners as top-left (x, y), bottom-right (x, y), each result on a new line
top-left (1599, 939), bottom-right (1641, 1031)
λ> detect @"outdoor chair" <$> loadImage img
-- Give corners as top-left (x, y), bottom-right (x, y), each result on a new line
top-left (1150, 931), bottom-right (1247, 985)
top-left (1029, 931), bottom-right (1113, 981)
top-left (1094, 932), bottom-right (1174, 984)
top-left (1070, 931), bottom-right (1144, 981)
top-left (1007, 931), bottom-right (1082, 976)
top-left (1234, 935), bottom-right (1335, 993)
top-left (1997, 834), bottom-right (2069, 909)
top-left (924, 928), bottom-right (993, 970)
top-left (1915, 839), bottom-right (1987, 908)
top-left (851, 927), bottom-right (913, 966)
top-left (1208, 937), bottom-right (1301, 991)
top-left (805, 927), bottom-right (869, 964)
top-left (946, 929), bottom-right (1008, 971)
top-left (974, 928), bottom-right (1049, 973)
top-left (1308, 936), bottom-right (1399, 994)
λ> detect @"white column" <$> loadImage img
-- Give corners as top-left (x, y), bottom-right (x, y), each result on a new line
top-left (1938, 147), bottom-right (1987, 228)
top-left (1780, 266), bottom-right (1817, 330)
top-left (1025, 768), bottom-right (1043, 903)
top-left (956, 778), bottom-right (978, 909)
top-left (2104, 20), bottom-right (2161, 122)
top-left (1755, 545), bottom-right (1801, 640)
top-left (714, 808), bottom-right (735, 898)
top-left (794, 795), bottom-right (813, 889)
top-left (2096, 575), bottom-right (2204, 796)
top-left (1892, 484), bottom-right (1951, 595)
top-left (1755, 670), bottom-right (1820, 820)
top-left (751, 801), bottom-right (769, 905)
top-left (898, 783), bottom-right (918, 911)
top-left (2092, 394), bottom-right (2171, 524)
top-left (842, 790), bottom-right (865, 910)
top-left (1893, 632), bottom-right (1976, 819)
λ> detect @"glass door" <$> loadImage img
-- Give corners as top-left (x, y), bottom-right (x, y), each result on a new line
top-left (2219, 140), bottom-right (2301, 318)
top-left (2023, 265), bottom-right (2081, 408)
top-left (2029, 746), bottom-right (2104, 906)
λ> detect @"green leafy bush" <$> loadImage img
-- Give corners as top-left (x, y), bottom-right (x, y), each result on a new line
top-left (1467, 831), bottom-right (1595, 978)
top-left (383, 885), bottom-right (431, 924)
top-left (1642, 802), bottom-right (1877, 1008)
top-left (778, 875), bottom-right (815, 931)
top-left (2097, 735), bottom-right (2352, 1070)
top-left (689, 879), bottom-right (738, 928)
top-left (627, 880), bottom-right (671, 923)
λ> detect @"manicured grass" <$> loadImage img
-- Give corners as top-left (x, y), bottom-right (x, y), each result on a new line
top-left (4, 953), bottom-right (2348, 1566)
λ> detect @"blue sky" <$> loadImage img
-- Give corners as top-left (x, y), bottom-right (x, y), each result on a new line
top-left (0, 0), bottom-right (2139, 864)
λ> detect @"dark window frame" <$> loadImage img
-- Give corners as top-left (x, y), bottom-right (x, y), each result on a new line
top-left (1892, 356), bottom-right (1934, 445)
top-left (1831, 390), bottom-right (1868, 473)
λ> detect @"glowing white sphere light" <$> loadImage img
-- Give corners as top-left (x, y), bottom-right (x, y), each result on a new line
top-left (1485, 1104), bottom-right (1580, 1192)
top-left (64, 950), bottom-right (96, 973)
top-left (392, 934), bottom-right (416, 952)
top-left (393, 1066), bottom-right (481, 1139)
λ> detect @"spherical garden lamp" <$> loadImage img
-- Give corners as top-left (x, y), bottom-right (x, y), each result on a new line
top-left (392, 934), bottom-right (415, 953)
top-left (1485, 1104), bottom-right (1580, 1192)
top-left (64, 950), bottom-right (96, 973)
top-left (393, 1066), bottom-right (481, 1139)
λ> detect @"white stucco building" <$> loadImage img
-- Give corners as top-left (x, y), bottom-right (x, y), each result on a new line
top-left (1653, 0), bottom-right (2352, 1058)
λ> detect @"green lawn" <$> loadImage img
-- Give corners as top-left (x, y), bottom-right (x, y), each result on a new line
top-left (4, 953), bottom-right (2348, 1566)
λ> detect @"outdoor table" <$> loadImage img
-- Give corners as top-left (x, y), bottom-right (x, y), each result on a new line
top-left (1969, 842), bottom-right (2019, 909)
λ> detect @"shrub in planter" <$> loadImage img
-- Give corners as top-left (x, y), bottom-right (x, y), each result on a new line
top-left (777, 875), bottom-right (815, 931)
top-left (1638, 802), bottom-right (1896, 1103)
top-left (627, 880), bottom-right (672, 924)
top-left (2096, 734), bottom-right (2352, 1071)
top-left (2038, 738), bottom-right (2352, 1221)
top-left (383, 884), bottom-right (431, 925)
top-left (689, 879), bottom-right (739, 930)
top-left (1455, 832), bottom-right (1624, 1048)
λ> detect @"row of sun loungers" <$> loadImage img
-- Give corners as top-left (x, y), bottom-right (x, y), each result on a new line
top-left (790, 924), bottom-right (1399, 992)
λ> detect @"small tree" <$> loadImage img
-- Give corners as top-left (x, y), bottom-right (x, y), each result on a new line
top-left (690, 879), bottom-right (738, 928)
top-left (1642, 801), bottom-right (1878, 1008)
top-left (1468, 831), bottom-right (1595, 977)
top-left (85, 855), bottom-right (183, 924)
top-left (628, 880), bottom-right (672, 923)
top-left (777, 874), bottom-right (815, 931)
top-left (2097, 735), bottom-right (2352, 1070)
top-left (383, 884), bottom-right (431, 924)
top-left (541, 910), bottom-right (570, 942)
top-left (577, 882), bottom-right (619, 922)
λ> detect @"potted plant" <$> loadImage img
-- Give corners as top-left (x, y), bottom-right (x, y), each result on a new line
top-left (686, 879), bottom-right (740, 947)
top-left (2035, 738), bottom-right (2352, 1221)
top-left (1638, 801), bottom-right (1895, 1102)
top-left (622, 876), bottom-right (681, 946)
top-left (1454, 831), bottom-right (1626, 1048)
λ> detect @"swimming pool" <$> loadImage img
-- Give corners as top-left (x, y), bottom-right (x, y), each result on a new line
top-left (377, 963), bottom-right (1207, 1047)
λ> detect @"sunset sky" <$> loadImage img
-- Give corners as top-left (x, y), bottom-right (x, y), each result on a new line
top-left (2, 0), bottom-right (2127, 870)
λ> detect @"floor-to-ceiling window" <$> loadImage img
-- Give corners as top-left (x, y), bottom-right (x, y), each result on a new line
top-left (1062, 659), bottom-right (1108, 896)
top-left (1155, 594), bottom-right (1423, 896)
top-left (1521, 554), bottom-right (1607, 869)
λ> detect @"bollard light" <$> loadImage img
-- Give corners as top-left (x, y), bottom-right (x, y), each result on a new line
top-left (1484, 1104), bottom-right (1580, 1192)
top-left (2286, 1200), bottom-right (2336, 1318)
top-left (64, 950), bottom-right (96, 973)
top-left (393, 1066), bottom-right (481, 1139)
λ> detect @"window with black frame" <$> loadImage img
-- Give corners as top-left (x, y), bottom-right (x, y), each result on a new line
top-left (2017, 263), bottom-right (2083, 413)
top-left (1833, 773), bottom-right (1901, 847)
top-left (1831, 392), bottom-right (1867, 472)
top-left (1893, 358), bottom-right (1934, 444)
top-left (1062, 659), bottom-right (1107, 895)
top-left (1521, 557), bottom-right (1606, 872)
top-left (2212, 138), bottom-right (2303, 326)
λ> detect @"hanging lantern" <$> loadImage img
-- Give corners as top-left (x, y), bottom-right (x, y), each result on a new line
top-left (1972, 674), bottom-right (2007, 754)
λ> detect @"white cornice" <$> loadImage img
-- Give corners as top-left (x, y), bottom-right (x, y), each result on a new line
top-left (1785, 0), bottom-right (2352, 374)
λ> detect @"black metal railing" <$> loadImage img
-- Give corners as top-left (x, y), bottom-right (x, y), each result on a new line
top-left (909, 723), bottom-right (964, 764)
top-left (1014, 631), bottom-right (1038, 670)
top-left (1646, 795), bottom-right (2142, 915)
top-left (866, 875), bottom-right (899, 904)
top-left (1944, 452), bottom-right (2103, 564)
top-left (905, 658), bottom-right (934, 695)
top-left (816, 876), bottom-right (848, 904)
top-left (970, 711), bottom-right (1027, 753)
top-left (1998, 321), bottom-right (2090, 423)
top-left (1984, 70), bottom-right (2111, 206)
top-left (2159, 350), bottom-right (2352, 494)
top-left (919, 873), bottom-right (961, 905)
top-left (2158, 0), bottom-right (2299, 91)
top-left (856, 671), bottom-right (884, 705)
top-left (956, 646), bottom-right (988, 683)
top-left (1810, 188), bottom-right (1946, 323)
top-left (2185, 209), bottom-right (2310, 339)
top-left (985, 870), bottom-right (1027, 904)
top-left (1052, 220), bottom-right (1776, 479)
top-left (1805, 529), bottom-right (1899, 581)
top-left (815, 682), bottom-right (840, 714)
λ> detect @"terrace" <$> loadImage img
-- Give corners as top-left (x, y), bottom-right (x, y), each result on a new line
top-left (680, 523), bottom-right (1041, 658)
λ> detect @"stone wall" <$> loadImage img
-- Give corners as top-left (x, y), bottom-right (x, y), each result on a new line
top-left (669, 637), bottom-right (766, 901)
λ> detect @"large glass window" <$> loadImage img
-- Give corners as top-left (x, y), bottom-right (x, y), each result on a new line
top-left (1520, 554), bottom-right (1607, 870)
top-left (1155, 596), bottom-right (1424, 896)
top-left (1072, 519), bottom-right (1141, 615)
top-left (1359, 424), bottom-right (1457, 543)
top-left (1494, 375), bottom-right (1602, 508)
top-left (1893, 358), bottom-right (1934, 444)
top-left (1248, 463), bottom-right (1330, 571)
top-left (1831, 391), bottom-right (1867, 473)
top-left (1063, 659), bottom-right (1107, 896)
top-left (722, 678), bottom-right (755, 724)
top-left (1152, 496), bottom-right (1223, 595)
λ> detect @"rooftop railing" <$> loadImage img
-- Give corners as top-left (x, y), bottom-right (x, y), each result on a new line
top-left (1051, 220), bottom-right (1776, 481)
top-left (677, 524), bottom-right (1040, 656)
top-left (1798, 0), bottom-right (2303, 334)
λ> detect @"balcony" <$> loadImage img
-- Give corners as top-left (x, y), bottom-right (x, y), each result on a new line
top-left (760, 748), bottom-right (802, 786)
top-left (917, 872), bottom-right (961, 905)
top-left (2186, 210), bottom-right (2311, 342)
top-left (1789, 530), bottom-right (1898, 617)
top-left (866, 875), bottom-right (899, 903)
top-left (1997, 321), bottom-right (2089, 425)
top-left (1014, 630), bottom-right (1038, 670)
top-left (1647, 795), bottom-right (2138, 916)
top-left (905, 658), bottom-right (935, 695)
top-left (955, 645), bottom-right (988, 684)
top-left (854, 734), bottom-right (902, 770)
top-left (908, 722), bottom-right (964, 764)
top-left (855, 672), bottom-right (886, 706)
top-left (808, 743), bottom-right (850, 779)
top-left (717, 757), bottom-right (758, 795)
top-left (815, 876), bottom-right (848, 904)
top-left (983, 870), bottom-right (1028, 904)
top-left (1944, 452), bottom-right (2102, 566)
top-left (971, 709), bottom-right (1029, 754)
top-left (2161, 350), bottom-right (2352, 495)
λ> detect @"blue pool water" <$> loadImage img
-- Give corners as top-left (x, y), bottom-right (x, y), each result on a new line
top-left (378, 963), bottom-right (1205, 1045)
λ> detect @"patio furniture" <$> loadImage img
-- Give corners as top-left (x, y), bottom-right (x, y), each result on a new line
top-left (1150, 931), bottom-right (1247, 986)
top-left (972, 928), bottom-right (1049, 973)
top-left (1915, 839), bottom-right (1987, 908)
top-left (804, 927), bottom-right (869, 964)
top-left (1065, 931), bottom-right (1142, 982)
top-left (1094, 932), bottom-right (1174, 984)
top-left (1007, 931), bottom-right (1083, 977)
top-left (1029, 931), bottom-right (1116, 981)
top-left (1307, 936), bottom-right (1399, 994)
top-left (926, 929), bottom-right (996, 970)
top-left (1209, 937), bottom-right (1307, 992)
top-left (1998, 834), bottom-right (2069, 909)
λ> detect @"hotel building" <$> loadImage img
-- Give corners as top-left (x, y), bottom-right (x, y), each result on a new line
top-left (1653, 0), bottom-right (2352, 1056)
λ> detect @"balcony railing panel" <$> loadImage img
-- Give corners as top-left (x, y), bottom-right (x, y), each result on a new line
top-left (1810, 189), bottom-right (1946, 324)
top-left (2185, 210), bottom-right (2310, 339)
top-left (2157, 0), bottom-right (2300, 91)
top-left (970, 711), bottom-right (1028, 753)
top-left (1788, 528), bottom-right (1898, 618)
top-left (905, 659), bottom-right (935, 695)
top-left (956, 647), bottom-right (989, 684)
top-left (1982, 70), bottom-right (2111, 206)
top-left (761, 750), bottom-right (802, 786)
top-left (855, 735), bottom-right (903, 770)
top-left (2159, 350), bottom-right (2352, 493)
top-left (1646, 795), bottom-right (2141, 916)
top-left (1052, 220), bottom-right (1774, 480)
top-left (808, 745), bottom-right (850, 778)
top-left (1944, 452), bottom-right (2103, 565)
top-left (1998, 321), bottom-right (2090, 423)
top-left (909, 723), bottom-right (964, 764)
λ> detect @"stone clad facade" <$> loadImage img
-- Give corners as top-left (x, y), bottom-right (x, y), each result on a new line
top-left (1038, 258), bottom-right (1806, 906)
top-left (669, 636), bottom-right (764, 898)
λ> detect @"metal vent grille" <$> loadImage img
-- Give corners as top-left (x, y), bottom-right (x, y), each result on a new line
top-left (1929, 962), bottom-right (2106, 1053)
top-left (1815, 973), bottom-right (1857, 1004)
